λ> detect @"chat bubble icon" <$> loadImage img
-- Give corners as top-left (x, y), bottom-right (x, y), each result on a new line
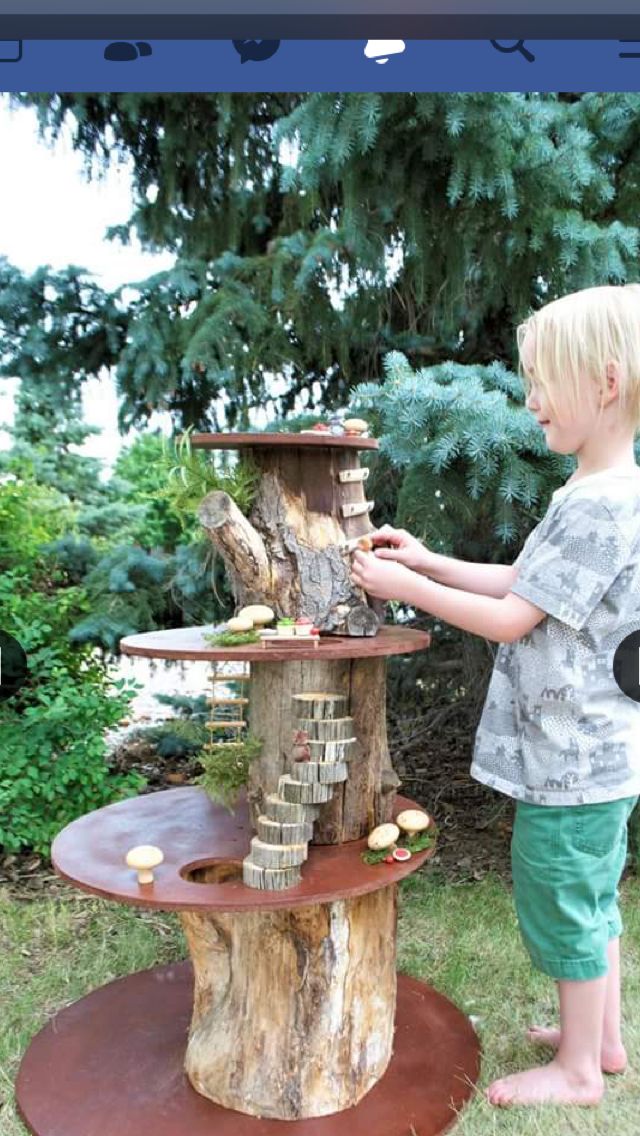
top-left (232, 40), bottom-right (280, 64)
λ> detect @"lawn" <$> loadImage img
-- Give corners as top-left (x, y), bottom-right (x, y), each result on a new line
top-left (2, 870), bottom-right (640, 1135)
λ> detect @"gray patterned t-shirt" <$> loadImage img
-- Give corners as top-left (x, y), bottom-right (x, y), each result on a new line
top-left (470, 467), bottom-right (640, 805)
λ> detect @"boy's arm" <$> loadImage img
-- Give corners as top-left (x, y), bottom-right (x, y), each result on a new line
top-left (350, 552), bottom-right (545, 644)
top-left (425, 554), bottom-right (519, 599)
top-left (401, 575), bottom-right (546, 644)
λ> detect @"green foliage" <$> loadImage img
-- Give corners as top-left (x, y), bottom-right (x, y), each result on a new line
top-left (38, 534), bottom-right (99, 584)
top-left (204, 629), bottom-right (261, 647)
top-left (113, 432), bottom-right (186, 550)
top-left (153, 692), bottom-right (209, 720)
top-left (67, 544), bottom-right (171, 651)
top-left (159, 427), bottom-right (260, 533)
top-left (0, 473), bottom-right (76, 564)
top-left (353, 350), bottom-right (576, 559)
top-left (196, 734), bottom-right (263, 811)
top-left (8, 94), bottom-right (640, 429)
top-left (362, 829), bottom-right (434, 865)
top-left (0, 477), bottom-right (145, 856)
top-left (142, 717), bottom-right (208, 759)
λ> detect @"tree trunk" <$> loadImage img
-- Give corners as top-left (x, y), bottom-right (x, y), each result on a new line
top-left (197, 444), bottom-right (381, 635)
top-left (180, 885), bottom-right (397, 1119)
top-left (247, 656), bottom-right (398, 845)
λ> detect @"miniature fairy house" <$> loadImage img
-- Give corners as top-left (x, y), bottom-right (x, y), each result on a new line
top-left (17, 431), bottom-right (480, 1136)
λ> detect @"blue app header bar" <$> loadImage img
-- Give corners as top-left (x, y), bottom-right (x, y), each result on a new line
top-left (1, 40), bottom-right (640, 92)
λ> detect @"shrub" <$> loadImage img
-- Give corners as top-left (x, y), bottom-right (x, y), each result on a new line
top-left (0, 476), bottom-right (145, 855)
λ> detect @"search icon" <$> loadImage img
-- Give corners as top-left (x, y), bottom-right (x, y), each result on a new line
top-left (490, 40), bottom-right (535, 63)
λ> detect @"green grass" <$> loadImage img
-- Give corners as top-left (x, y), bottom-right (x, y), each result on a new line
top-left (2, 872), bottom-right (640, 1134)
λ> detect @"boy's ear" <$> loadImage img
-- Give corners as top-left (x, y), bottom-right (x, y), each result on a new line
top-left (605, 361), bottom-right (621, 400)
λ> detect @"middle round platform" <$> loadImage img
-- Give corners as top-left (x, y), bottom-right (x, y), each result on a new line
top-left (120, 624), bottom-right (431, 663)
top-left (52, 787), bottom-right (436, 911)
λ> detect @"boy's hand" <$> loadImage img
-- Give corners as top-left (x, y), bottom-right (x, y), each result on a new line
top-left (350, 548), bottom-right (415, 601)
top-left (371, 525), bottom-right (433, 574)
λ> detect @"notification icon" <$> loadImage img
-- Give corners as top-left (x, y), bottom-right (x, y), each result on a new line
top-left (364, 40), bottom-right (406, 64)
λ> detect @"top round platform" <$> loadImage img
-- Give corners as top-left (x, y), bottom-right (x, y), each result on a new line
top-left (120, 624), bottom-right (431, 663)
top-left (52, 786), bottom-right (436, 912)
top-left (191, 431), bottom-right (378, 451)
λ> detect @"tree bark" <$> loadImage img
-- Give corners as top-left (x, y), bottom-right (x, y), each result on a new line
top-left (179, 886), bottom-right (397, 1119)
top-left (197, 445), bottom-right (381, 635)
top-left (247, 656), bottom-right (397, 844)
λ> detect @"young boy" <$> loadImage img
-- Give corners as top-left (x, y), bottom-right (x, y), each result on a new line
top-left (350, 284), bottom-right (640, 1107)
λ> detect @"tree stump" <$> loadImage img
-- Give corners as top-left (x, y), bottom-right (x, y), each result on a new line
top-left (179, 885), bottom-right (397, 1119)
top-left (247, 656), bottom-right (400, 844)
top-left (196, 436), bottom-right (381, 635)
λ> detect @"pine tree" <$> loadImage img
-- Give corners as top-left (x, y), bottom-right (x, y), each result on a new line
top-left (5, 92), bottom-right (639, 430)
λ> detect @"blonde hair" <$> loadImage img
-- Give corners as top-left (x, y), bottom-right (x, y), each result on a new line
top-left (516, 284), bottom-right (640, 435)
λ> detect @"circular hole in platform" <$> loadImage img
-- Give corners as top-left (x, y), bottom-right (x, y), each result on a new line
top-left (181, 859), bottom-right (244, 884)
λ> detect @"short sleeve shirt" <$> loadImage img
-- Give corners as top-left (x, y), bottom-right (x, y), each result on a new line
top-left (470, 467), bottom-right (640, 805)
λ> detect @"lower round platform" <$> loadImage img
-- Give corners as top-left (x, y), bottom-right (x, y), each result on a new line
top-left (16, 962), bottom-right (480, 1136)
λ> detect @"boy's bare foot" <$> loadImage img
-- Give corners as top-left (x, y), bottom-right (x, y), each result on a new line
top-left (486, 1059), bottom-right (604, 1107)
top-left (526, 1026), bottom-right (627, 1074)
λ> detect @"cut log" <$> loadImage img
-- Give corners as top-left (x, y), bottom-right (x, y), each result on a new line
top-left (256, 816), bottom-right (314, 844)
top-left (279, 775), bottom-right (334, 804)
top-left (241, 860), bottom-right (302, 890)
top-left (249, 837), bottom-right (308, 868)
top-left (291, 760), bottom-right (349, 785)
top-left (263, 795), bottom-right (320, 824)
top-left (308, 738), bottom-right (357, 762)
top-left (179, 886), bottom-right (397, 1118)
top-left (318, 761), bottom-right (349, 784)
top-left (291, 692), bottom-right (348, 719)
top-left (297, 716), bottom-right (354, 741)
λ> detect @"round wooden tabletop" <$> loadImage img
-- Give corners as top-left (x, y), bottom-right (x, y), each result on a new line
top-left (52, 787), bottom-right (436, 912)
top-left (16, 965), bottom-right (479, 1136)
top-left (120, 624), bottom-right (431, 663)
top-left (191, 431), bottom-right (379, 451)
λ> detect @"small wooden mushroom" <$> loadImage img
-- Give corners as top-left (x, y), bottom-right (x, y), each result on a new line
top-left (125, 845), bottom-right (164, 885)
top-left (237, 604), bottom-right (275, 627)
top-left (227, 616), bottom-right (254, 633)
top-left (367, 822), bottom-right (400, 851)
top-left (396, 809), bottom-right (430, 835)
top-left (343, 417), bottom-right (369, 436)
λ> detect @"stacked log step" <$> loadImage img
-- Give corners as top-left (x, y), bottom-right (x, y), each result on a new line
top-left (242, 692), bottom-right (356, 890)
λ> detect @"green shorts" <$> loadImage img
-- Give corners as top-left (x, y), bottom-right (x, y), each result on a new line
top-left (511, 795), bottom-right (638, 981)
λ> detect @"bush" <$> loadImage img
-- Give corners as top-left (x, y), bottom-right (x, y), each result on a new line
top-left (0, 476), bottom-right (145, 855)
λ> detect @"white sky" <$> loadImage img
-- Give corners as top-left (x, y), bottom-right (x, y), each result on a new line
top-left (0, 100), bottom-right (175, 470)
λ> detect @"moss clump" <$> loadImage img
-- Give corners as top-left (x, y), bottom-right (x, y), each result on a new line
top-left (362, 828), bottom-right (434, 865)
top-left (204, 629), bottom-right (261, 647)
top-left (196, 733), bottom-right (263, 810)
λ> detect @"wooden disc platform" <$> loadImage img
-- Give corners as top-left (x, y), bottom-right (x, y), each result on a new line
top-left (52, 787), bottom-right (436, 912)
top-left (16, 961), bottom-right (480, 1136)
top-left (191, 431), bottom-right (379, 451)
top-left (120, 624), bottom-right (431, 663)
